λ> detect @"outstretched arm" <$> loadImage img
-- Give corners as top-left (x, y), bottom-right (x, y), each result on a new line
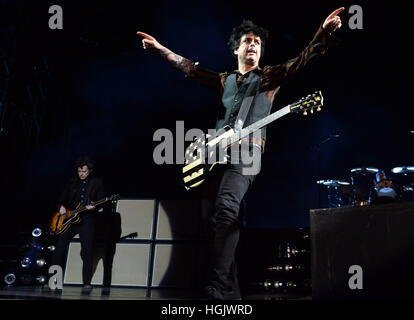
top-left (137, 31), bottom-right (223, 92)
top-left (262, 7), bottom-right (344, 89)
top-left (138, 31), bottom-right (187, 70)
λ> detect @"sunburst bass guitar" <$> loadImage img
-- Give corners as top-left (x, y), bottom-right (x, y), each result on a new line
top-left (49, 194), bottom-right (120, 235)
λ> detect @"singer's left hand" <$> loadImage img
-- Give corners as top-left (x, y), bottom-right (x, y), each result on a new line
top-left (323, 7), bottom-right (344, 34)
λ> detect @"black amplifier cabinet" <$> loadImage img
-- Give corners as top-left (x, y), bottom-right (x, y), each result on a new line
top-left (310, 202), bottom-right (414, 299)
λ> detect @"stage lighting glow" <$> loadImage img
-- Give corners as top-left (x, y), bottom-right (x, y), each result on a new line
top-left (263, 279), bottom-right (272, 290)
top-left (47, 245), bottom-right (55, 252)
top-left (36, 259), bottom-right (47, 267)
top-left (35, 275), bottom-right (46, 284)
top-left (32, 243), bottom-right (44, 251)
top-left (32, 228), bottom-right (42, 237)
top-left (21, 257), bottom-right (31, 268)
top-left (4, 273), bottom-right (16, 285)
top-left (267, 264), bottom-right (283, 271)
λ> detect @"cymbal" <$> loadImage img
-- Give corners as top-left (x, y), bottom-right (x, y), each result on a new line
top-left (391, 166), bottom-right (414, 174)
top-left (350, 167), bottom-right (379, 175)
top-left (317, 179), bottom-right (351, 187)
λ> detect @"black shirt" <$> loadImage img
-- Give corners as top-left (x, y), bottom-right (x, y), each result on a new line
top-left (57, 176), bottom-right (104, 211)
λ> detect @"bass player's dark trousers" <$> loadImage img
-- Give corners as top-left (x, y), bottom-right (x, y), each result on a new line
top-left (50, 215), bottom-right (95, 285)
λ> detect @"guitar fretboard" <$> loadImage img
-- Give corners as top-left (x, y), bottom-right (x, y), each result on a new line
top-left (72, 197), bottom-right (110, 214)
top-left (227, 104), bottom-right (293, 146)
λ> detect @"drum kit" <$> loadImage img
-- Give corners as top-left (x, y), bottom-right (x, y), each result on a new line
top-left (317, 166), bottom-right (414, 208)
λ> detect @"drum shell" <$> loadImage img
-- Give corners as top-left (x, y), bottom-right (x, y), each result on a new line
top-left (391, 173), bottom-right (414, 201)
top-left (351, 174), bottom-right (376, 204)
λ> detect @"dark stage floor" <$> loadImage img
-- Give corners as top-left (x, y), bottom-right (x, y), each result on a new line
top-left (0, 285), bottom-right (311, 300)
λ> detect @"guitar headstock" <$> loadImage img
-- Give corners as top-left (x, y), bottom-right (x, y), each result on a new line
top-left (110, 194), bottom-right (120, 202)
top-left (290, 91), bottom-right (324, 115)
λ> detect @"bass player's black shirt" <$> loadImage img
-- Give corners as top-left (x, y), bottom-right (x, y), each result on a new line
top-left (57, 176), bottom-right (104, 211)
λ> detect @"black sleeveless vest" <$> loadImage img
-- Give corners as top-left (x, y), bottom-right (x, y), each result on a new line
top-left (216, 69), bottom-right (275, 139)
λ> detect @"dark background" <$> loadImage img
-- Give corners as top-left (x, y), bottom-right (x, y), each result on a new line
top-left (0, 0), bottom-right (412, 244)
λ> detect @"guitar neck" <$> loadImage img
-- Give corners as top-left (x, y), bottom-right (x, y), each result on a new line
top-left (92, 197), bottom-right (110, 207)
top-left (72, 197), bottom-right (109, 215)
top-left (227, 104), bottom-right (292, 145)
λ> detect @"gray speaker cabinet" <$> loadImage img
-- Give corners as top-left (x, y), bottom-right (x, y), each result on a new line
top-left (64, 199), bottom-right (202, 288)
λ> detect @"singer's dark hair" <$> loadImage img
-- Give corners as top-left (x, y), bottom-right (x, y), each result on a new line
top-left (75, 156), bottom-right (95, 172)
top-left (227, 19), bottom-right (269, 59)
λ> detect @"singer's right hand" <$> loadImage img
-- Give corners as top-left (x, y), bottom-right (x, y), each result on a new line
top-left (137, 31), bottom-right (163, 52)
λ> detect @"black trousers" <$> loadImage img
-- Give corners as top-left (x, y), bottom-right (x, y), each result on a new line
top-left (201, 146), bottom-right (260, 294)
top-left (51, 215), bottom-right (95, 285)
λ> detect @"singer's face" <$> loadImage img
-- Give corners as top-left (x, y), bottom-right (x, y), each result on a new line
top-left (234, 32), bottom-right (262, 66)
top-left (77, 165), bottom-right (90, 180)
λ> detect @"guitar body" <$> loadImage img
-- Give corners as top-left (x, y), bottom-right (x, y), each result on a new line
top-left (49, 209), bottom-right (81, 235)
top-left (183, 132), bottom-right (231, 190)
top-left (49, 194), bottom-right (120, 235)
top-left (183, 159), bottom-right (225, 190)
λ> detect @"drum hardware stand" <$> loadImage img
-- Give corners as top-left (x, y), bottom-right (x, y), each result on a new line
top-left (310, 134), bottom-right (341, 208)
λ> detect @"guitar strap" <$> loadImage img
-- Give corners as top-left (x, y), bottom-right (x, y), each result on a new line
top-left (233, 72), bottom-right (260, 131)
